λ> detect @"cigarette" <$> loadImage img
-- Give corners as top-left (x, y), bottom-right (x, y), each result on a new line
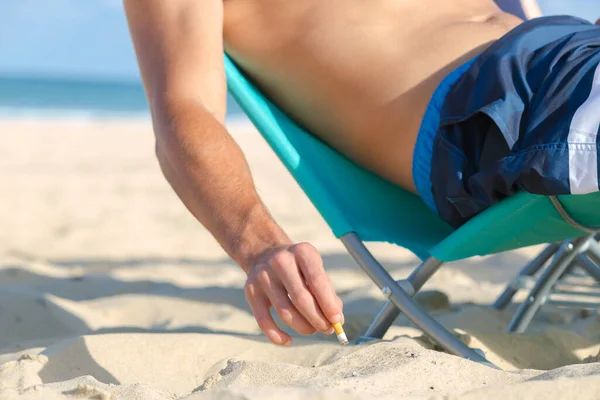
top-left (333, 322), bottom-right (349, 345)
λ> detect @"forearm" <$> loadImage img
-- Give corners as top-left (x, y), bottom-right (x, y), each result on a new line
top-left (154, 100), bottom-right (290, 271)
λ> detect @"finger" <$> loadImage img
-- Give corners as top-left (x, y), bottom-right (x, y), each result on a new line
top-left (293, 243), bottom-right (343, 324)
top-left (270, 250), bottom-right (331, 333)
top-left (337, 296), bottom-right (345, 325)
top-left (245, 281), bottom-right (292, 345)
top-left (256, 266), bottom-right (316, 335)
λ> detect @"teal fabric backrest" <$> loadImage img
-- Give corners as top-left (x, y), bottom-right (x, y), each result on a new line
top-left (225, 55), bottom-right (600, 262)
top-left (224, 55), bottom-right (453, 260)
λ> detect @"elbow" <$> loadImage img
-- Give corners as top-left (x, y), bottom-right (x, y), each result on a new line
top-left (151, 90), bottom-right (226, 130)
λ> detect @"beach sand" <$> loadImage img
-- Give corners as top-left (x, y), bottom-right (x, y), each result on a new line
top-left (1, 118), bottom-right (599, 399)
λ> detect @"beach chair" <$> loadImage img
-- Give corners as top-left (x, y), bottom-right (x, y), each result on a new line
top-left (224, 55), bottom-right (600, 368)
top-left (491, 232), bottom-right (600, 332)
top-left (484, 3), bottom-right (600, 332)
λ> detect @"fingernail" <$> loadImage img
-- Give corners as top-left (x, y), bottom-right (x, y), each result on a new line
top-left (331, 314), bottom-right (342, 324)
top-left (326, 327), bottom-right (334, 335)
top-left (283, 338), bottom-right (292, 346)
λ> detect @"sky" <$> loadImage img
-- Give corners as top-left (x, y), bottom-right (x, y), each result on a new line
top-left (0, 0), bottom-right (599, 81)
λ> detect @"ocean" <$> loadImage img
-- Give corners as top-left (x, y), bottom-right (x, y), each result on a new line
top-left (0, 76), bottom-right (247, 121)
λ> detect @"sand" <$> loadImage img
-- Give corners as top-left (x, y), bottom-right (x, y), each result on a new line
top-left (1, 117), bottom-right (600, 399)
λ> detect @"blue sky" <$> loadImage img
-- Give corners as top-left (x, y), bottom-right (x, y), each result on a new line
top-left (0, 0), bottom-right (598, 81)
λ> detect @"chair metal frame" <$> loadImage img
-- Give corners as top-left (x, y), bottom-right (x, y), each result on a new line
top-left (340, 232), bottom-right (496, 368)
top-left (356, 233), bottom-right (600, 360)
top-left (493, 233), bottom-right (600, 333)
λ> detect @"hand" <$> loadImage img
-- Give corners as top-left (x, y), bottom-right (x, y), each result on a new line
top-left (244, 243), bottom-right (344, 345)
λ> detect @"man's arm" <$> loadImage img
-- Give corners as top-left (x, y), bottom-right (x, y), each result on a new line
top-left (123, 0), bottom-right (280, 270)
top-left (123, 0), bottom-right (343, 345)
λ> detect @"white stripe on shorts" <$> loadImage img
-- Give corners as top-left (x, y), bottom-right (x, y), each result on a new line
top-left (568, 62), bottom-right (600, 194)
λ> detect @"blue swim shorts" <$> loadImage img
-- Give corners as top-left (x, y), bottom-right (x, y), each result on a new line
top-left (413, 16), bottom-right (600, 227)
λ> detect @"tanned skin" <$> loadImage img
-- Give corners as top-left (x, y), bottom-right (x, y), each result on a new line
top-left (123, 0), bottom-right (531, 345)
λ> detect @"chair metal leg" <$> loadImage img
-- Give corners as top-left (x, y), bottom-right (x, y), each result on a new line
top-left (546, 299), bottom-right (600, 308)
top-left (360, 300), bottom-right (398, 342)
top-left (557, 254), bottom-right (580, 281)
top-left (575, 253), bottom-right (600, 282)
top-left (360, 257), bottom-right (445, 341)
top-left (491, 242), bottom-right (561, 310)
top-left (555, 232), bottom-right (600, 283)
top-left (408, 256), bottom-right (446, 290)
top-left (585, 240), bottom-right (600, 272)
top-left (506, 236), bottom-right (593, 333)
top-left (341, 233), bottom-right (497, 368)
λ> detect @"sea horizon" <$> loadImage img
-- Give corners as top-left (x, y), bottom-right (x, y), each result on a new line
top-left (0, 75), bottom-right (247, 121)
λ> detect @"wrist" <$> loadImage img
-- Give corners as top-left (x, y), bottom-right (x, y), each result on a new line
top-left (228, 205), bottom-right (291, 273)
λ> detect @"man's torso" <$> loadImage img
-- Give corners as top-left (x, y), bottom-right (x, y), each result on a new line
top-left (222, 0), bottom-right (521, 190)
